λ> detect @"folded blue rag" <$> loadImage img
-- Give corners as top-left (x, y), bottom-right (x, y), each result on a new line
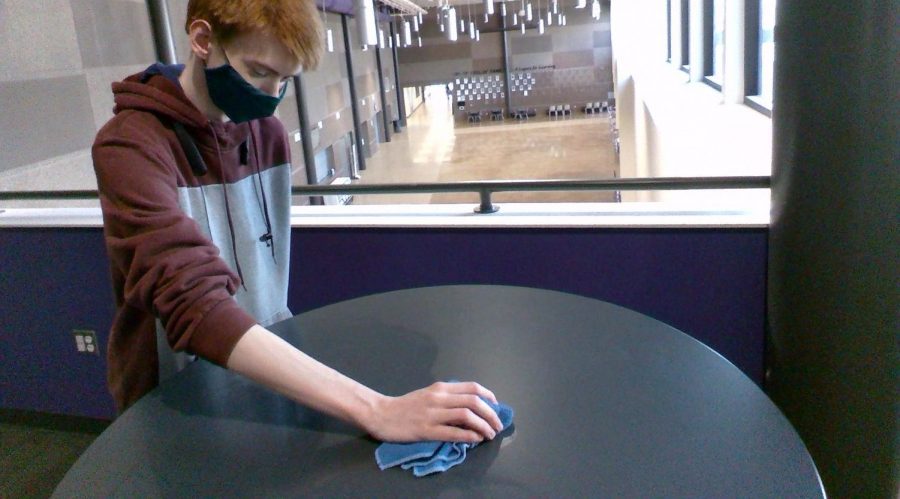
top-left (375, 398), bottom-right (514, 477)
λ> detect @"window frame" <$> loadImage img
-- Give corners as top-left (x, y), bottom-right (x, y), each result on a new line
top-left (742, 0), bottom-right (772, 116)
top-left (679, 0), bottom-right (691, 73)
top-left (666, 0), bottom-right (672, 62)
top-left (702, 0), bottom-right (724, 91)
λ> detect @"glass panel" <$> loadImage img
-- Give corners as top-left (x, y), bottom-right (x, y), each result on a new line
top-left (0, 3), bottom-right (771, 209)
top-left (758, 0), bottom-right (777, 103)
top-left (711, 0), bottom-right (725, 83)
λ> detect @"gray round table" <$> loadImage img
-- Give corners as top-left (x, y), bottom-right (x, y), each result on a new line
top-left (54, 285), bottom-right (823, 497)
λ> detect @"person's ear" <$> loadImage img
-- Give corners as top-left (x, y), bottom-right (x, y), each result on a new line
top-left (187, 19), bottom-right (213, 61)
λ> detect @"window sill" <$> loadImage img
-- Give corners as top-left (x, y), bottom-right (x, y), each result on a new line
top-left (0, 202), bottom-right (770, 229)
top-left (287, 202), bottom-right (769, 228)
top-left (702, 76), bottom-right (723, 92)
top-left (744, 95), bottom-right (773, 117)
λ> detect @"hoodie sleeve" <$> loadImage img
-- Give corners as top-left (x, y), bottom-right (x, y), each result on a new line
top-left (93, 118), bottom-right (257, 367)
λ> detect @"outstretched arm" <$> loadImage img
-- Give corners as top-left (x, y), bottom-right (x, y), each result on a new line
top-left (226, 324), bottom-right (504, 443)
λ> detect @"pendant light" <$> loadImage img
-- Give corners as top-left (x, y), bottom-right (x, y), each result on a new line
top-left (355, 0), bottom-right (378, 46)
top-left (320, 4), bottom-right (334, 53)
top-left (447, 7), bottom-right (458, 41)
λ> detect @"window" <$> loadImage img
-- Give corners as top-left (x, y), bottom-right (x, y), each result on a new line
top-left (744, 0), bottom-right (775, 115)
top-left (710, 0), bottom-right (725, 84)
top-left (666, 0), bottom-right (672, 62)
top-left (758, 0), bottom-right (776, 104)
top-left (680, 0), bottom-right (690, 69)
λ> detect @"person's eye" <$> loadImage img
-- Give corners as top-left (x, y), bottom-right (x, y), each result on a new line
top-left (252, 68), bottom-right (269, 78)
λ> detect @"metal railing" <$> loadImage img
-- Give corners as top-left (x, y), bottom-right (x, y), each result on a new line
top-left (0, 176), bottom-right (770, 214)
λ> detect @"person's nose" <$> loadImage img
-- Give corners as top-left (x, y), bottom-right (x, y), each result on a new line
top-left (261, 79), bottom-right (281, 97)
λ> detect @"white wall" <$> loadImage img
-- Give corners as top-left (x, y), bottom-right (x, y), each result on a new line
top-left (611, 0), bottom-right (771, 204)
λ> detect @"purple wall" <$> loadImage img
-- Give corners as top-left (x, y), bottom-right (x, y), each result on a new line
top-left (0, 228), bottom-right (117, 419)
top-left (0, 226), bottom-right (767, 420)
top-left (289, 227), bottom-right (767, 384)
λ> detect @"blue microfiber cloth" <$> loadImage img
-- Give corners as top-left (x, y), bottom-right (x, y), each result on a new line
top-left (375, 398), bottom-right (514, 477)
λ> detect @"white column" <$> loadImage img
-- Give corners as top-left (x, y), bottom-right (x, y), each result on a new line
top-left (689, 0), bottom-right (704, 81)
top-left (722, 0), bottom-right (745, 103)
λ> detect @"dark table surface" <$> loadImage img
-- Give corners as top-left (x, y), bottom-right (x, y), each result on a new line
top-left (54, 285), bottom-right (823, 498)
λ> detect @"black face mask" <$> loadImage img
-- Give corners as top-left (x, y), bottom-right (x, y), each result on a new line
top-left (204, 49), bottom-right (286, 123)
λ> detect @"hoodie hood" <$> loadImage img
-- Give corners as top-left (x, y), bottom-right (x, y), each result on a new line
top-left (112, 63), bottom-right (249, 150)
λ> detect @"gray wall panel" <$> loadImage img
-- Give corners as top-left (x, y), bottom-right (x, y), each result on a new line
top-left (71, 0), bottom-right (155, 68)
top-left (168, 0), bottom-right (190, 62)
top-left (400, 60), bottom-right (473, 86)
top-left (398, 42), bottom-right (472, 63)
top-left (552, 25), bottom-right (596, 53)
top-left (471, 32), bottom-right (502, 59)
top-left (0, 0), bottom-right (82, 80)
top-left (510, 34), bottom-right (554, 55)
top-left (512, 52), bottom-right (554, 70)
top-left (84, 64), bottom-right (147, 130)
top-left (326, 81), bottom-right (347, 115)
top-left (305, 84), bottom-right (329, 126)
top-left (553, 50), bottom-right (595, 69)
top-left (592, 29), bottom-right (612, 48)
top-left (398, 2), bottom-right (612, 116)
top-left (473, 57), bottom-right (504, 72)
top-left (0, 76), bottom-right (96, 172)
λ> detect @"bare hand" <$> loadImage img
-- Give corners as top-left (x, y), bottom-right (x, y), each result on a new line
top-left (366, 381), bottom-right (504, 444)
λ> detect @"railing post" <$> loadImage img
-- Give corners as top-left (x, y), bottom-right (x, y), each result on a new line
top-left (474, 189), bottom-right (499, 214)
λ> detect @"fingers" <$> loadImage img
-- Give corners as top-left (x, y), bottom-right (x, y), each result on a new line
top-left (442, 406), bottom-right (499, 440)
top-left (430, 425), bottom-right (484, 444)
top-left (438, 393), bottom-right (503, 434)
top-left (370, 382), bottom-right (506, 444)
top-left (436, 381), bottom-right (498, 404)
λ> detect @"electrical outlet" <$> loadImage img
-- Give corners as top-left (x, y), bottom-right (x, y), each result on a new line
top-left (73, 329), bottom-right (99, 355)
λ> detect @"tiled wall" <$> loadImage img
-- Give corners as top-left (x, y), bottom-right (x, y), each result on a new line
top-left (0, 0), bottom-right (155, 196)
top-left (397, 1), bottom-right (613, 115)
top-left (348, 22), bottom-right (381, 157)
top-left (0, 4), bottom-right (404, 199)
top-left (379, 20), bottom-right (400, 124)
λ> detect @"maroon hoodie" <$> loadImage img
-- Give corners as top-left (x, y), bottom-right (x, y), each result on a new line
top-left (93, 64), bottom-right (294, 412)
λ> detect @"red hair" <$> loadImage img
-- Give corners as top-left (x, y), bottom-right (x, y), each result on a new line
top-left (186, 0), bottom-right (323, 69)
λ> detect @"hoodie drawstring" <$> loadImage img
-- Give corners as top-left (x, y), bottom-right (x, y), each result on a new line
top-left (248, 121), bottom-right (277, 265)
top-left (208, 123), bottom-right (248, 292)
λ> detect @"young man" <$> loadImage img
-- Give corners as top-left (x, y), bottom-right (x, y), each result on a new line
top-left (92, 0), bottom-right (502, 444)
